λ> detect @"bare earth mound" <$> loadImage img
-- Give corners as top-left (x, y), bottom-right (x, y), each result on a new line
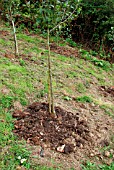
top-left (13, 102), bottom-right (90, 153)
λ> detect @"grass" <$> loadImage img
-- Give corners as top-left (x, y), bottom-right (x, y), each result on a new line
top-left (0, 57), bottom-right (41, 104)
top-left (32, 166), bottom-right (61, 170)
top-left (63, 96), bottom-right (72, 101)
top-left (66, 71), bottom-right (78, 78)
top-left (80, 49), bottom-right (113, 71)
top-left (17, 33), bottom-right (40, 44)
top-left (0, 95), bottom-right (16, 108)
top-left (76, 83), bottom-right (87, 93)
top-left (0, 38), bottom-right (11, 46)
top-left (66, 38), bottom-right (77, 47)
top-left (76, 96), bottom-right (93, 103)
top-left (0, 105), bottom-right (31, 169)
top-left (81, 161), bottom-right (114, 170)
top-left (100, 104), bottom-right (114, 117)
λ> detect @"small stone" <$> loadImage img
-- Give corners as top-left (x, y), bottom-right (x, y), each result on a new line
top-left (104, 151), bottom-right (110, 157)
top-left (23, 111), bottom-right (30, 116)
top-left (16, 166), bottom-right (26, 170)
top-left (14, 101), bottom-right (22, 110)
top-left (14, 125), bottom-right (19, 129)
top-left (40, 147), bottom-right (44, 157)
top-left (1, 119), bottom-right (5, 122)
top-left (27, 138), bottom-right (31, 144)
top-left (89, 133), bottom-right (94, 137)
top-left (40, 132), bottom-right (44, 136)
top-left (99, 155), bottom-right (103, 160)
top-left (90, 153), bottom-right (94, 157)
top-left (16, 166), bottom-right (21, 170)
top-left (80, 144), bottom-right (83, 149)
top-left (91, 103), bottom-right (95, 107)
top-left (105, 159), bottom-right (112, 166)
top-left (43, 144), bottom-right (48, 148)
top-left (64, 144), bottom-right (73, 153)
top-left (110, 149), bottom-right (113, 154)
top-left (57, 144), bottom-right (65, 153)
top-left (97, 133), bottom-right (101, 138)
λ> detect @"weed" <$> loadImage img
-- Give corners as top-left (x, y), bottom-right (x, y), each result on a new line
top-left (59, 43), bottom-right (67, 47)
top-left (80, 49), bottom-right (92, 61)
top-left (98, 163), bottom-right (114, 170)
top-left (81, 161), bottom-right (114, 170)
top-left (100, 105), bottom-right (114, 117)
top-left (10, 144), bottom-right (30, 168)
top-left (0, 38), bottom-right (11, 46)
top-left (32, 165), bottom-right (61, 170)
top-left (37, 82), bottom-right (48, 98)
top-left (76, 96), bottom-right (93, 103)
top-left (84, 80), bottom-right (90, 88)
top-left (20, 97), bottom-right (28, 106)
top-left (0, 108), bottom-right (31, 169)
top-left (17, 23), bottom-right (26, 31)
top-left (66, 71), bottom-right (78, 78)
top-left (76, 83), bottom-right (87, 93)
top-left (0, 95), bottom-right (16, 108)
top-left (19, 58), bottom-right (26, 66)
top-left (81, 161), bottom-right (97, 170)
top-left (37, 90), bottom-right (45, 98)
top-left (57, 55), bottom-right (70, 62)
top-left (31, 47), bottom-right (42, 54)
top-left (80, 49), bottom-right (112, 71)
top-left (91, 57), bottom-right (111, 71)
top-left (0, 112), bottom-right (15, 146)
top-left (89, 50), bottom-right (98, 56)
top-left (63, 96), bottom-right (72, 101)
top-left (1, 143), bottom-right (31, 169)
top-left (17, 34), bottom-right (34, 43)
top-left (66, 38), bottom-right (77, 47)
top-left (50, 35), bottom-right (62, 43)
top-left (41, 31), bottom-right (48, 38)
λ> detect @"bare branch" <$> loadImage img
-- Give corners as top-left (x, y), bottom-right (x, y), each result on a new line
top-left (50, 4), bottom-right (79, 33)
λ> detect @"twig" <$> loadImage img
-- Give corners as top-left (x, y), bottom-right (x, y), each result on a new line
top-left (50, 4), bottom-right (78, 33)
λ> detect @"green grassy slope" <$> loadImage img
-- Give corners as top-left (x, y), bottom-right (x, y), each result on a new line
top-left (0, 22), bottom-right (114, 170)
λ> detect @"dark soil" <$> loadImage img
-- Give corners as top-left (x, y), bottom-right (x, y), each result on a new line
top-left (99, 86), bottom-right (114, 98)
top-left (0, 30), bottom-right (9, 36)
top-left (50, 43), bottom-right (79, 58)
top-left (13, 102), bottom-right (91, 154)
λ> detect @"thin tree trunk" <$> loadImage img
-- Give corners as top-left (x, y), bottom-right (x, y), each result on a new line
top-left (46, 3), bottom-right (80, 115)
top-left (47, 29), bottom-right (55, 115)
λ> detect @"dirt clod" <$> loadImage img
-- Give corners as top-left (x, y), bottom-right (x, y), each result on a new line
top-left (99, 86), bottom-right (114, 97)
top-left (104, 151), bottom-right (110, 157)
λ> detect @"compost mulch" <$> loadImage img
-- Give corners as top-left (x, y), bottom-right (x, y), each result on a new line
top-left (13, 102), bottom-right (91, 154)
